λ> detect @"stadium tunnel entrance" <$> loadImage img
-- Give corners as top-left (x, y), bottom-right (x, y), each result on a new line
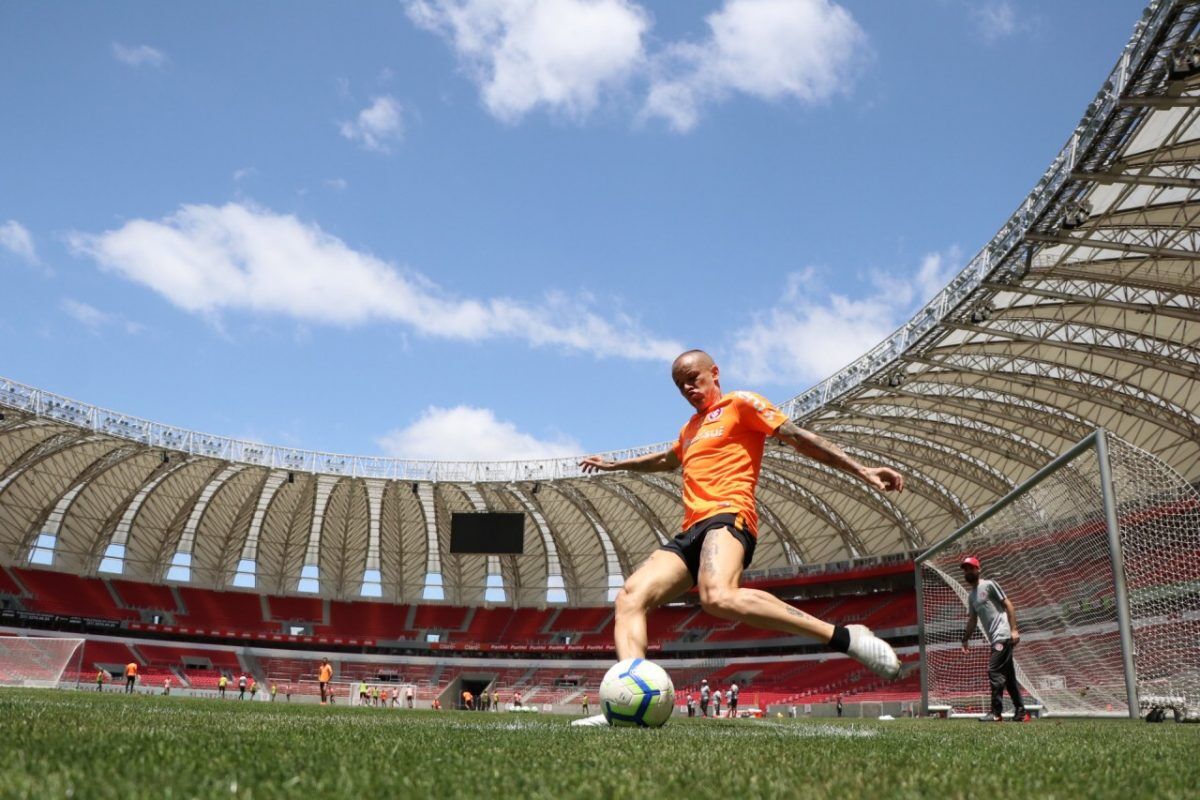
top-left (440, 673), bottom-right (496, 710)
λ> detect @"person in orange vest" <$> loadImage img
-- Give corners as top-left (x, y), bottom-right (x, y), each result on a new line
top-left (462, 689), bottom-right (473, 710)
top-left (431, 697), bottom-right (441, 711)
top-left (318, 659), bottom-right (333, 705)
top-left (95, 669), bottom-right (106, 693)
top-left (124, 662), bottom-right (138, 694)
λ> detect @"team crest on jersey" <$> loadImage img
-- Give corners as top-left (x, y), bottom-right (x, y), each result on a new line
top-left (993, 642), bottom-right (1004, 652)
top-left (705, 408), bottom-right (723, 422)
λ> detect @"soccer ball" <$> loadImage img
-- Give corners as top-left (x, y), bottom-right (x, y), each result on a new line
top-left (599, 658), bottom-right (675, 728)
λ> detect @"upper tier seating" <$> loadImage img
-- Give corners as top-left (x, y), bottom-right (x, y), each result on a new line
top-left (0, 567), bottom-right (23, 595)
top-left (267, 595), bottom-right (324, 623)
top-left (410, 605), bottom-right (470, 631)
top-left (176, 587), bottom-right (268, 633)
top-left (13, 568), bottom-right (134, 620)
top-left (111, 580), bottom-right (178, 612)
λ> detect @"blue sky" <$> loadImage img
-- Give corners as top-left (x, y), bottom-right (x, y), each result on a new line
top-left (0, 0), bottom-right (1144, 461)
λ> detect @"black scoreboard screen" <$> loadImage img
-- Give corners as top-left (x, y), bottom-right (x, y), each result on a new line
top-left (450, 512), bottom-right (525, 555)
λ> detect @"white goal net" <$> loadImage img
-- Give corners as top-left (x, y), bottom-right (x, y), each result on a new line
top-left (0, 635), bottom-right (85, 688)
top-left (917, 431), bottom-right (1200, 718)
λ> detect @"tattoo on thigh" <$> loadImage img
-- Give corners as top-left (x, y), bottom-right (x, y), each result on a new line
top-left (701, 537), bottom-right (719, 576)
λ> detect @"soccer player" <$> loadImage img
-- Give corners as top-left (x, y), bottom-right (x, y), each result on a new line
top-left (163, 677), bottom-right (171, 696)
top-left (407, 685), bottom-right (416, 709)
top-left (271, 683), bottom-right (277, 702)
top-left (490, 688), bottom-right (498, 711)
top-left (728, 682), bottom-right (739, 717)
top-left (686, 694), bottom-right (695, 717)
top-left (960, 555), bottom-right (1028, 722)
top-left (574, 351), bottom-right (903, 726)
top-left (238, 674), bottom-right (247, 700)
top-left (218, 673), bottom-right (228, 699)
top-left (124, 661), bottom-right (138, 694)
top-left (713, 688), bottom-right (723, 718)
top-left (318, 659), bottom-right (333, 705)
top-left (95, 669), bottom-right (106, 692)
top-left (581, 694), bottom-right (590, 716)
top-left (836, 695), bottom-right (843, 717)
top-left (699, 679), bottom-right (711, 717)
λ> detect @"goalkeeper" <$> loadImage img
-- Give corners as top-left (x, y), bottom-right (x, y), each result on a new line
top-left (960, 556), bottom-right (1028, 722)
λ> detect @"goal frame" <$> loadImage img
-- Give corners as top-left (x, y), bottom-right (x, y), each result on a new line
top-left (914, 428), bottom-right (1139, 719)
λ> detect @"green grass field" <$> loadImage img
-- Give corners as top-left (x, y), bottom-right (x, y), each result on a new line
top-left (1, 690), bottom-right (1197, 799)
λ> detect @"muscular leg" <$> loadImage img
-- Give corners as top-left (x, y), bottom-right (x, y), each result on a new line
top-left (613, 550), bottom-right (692, 660)
top-left (695, 529), bottom-right (835, 642)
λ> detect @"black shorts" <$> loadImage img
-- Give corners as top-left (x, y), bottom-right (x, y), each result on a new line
top-left (660, 513), bottom-right (757, 586)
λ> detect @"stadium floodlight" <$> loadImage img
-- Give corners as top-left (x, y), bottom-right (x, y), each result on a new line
top-left (916, 429), bottom-right (1200, 720)
top-left (0, 636), bottom-right (85, 689)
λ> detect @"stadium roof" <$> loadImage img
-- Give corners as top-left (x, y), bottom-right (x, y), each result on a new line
top-left (1, 0), bottom-right (1198, 606)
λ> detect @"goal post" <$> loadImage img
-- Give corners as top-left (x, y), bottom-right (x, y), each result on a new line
top-left (916, 429), bottom-right (1200, 719)
top-left (0, 635), bottom-right (86, 689)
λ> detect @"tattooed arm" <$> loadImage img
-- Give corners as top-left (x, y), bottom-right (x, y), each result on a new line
top-left (772, 420), bottom-right (904, 493)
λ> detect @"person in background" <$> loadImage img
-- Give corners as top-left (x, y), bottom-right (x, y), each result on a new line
top-left (728, 682), bottom-right (739, 718)
top-left (581, 694), bottom-right (590, 716)
top-left (960, 555), bottom-right (1028, 722)
top-left (700, 679), bottom-right (710, 717)
top-left (270, 683), bottom-right (277, 702)
top-left (686, 694), bottom-right (695, 717)
top-left (836, 695), bottom-right (844, 718)
top-left (407, 685), bottom-right (415, 709)
top-left (238, 674), bottom-right (247, 700)
top-left (95, 669), bottom-right (106, 693)
top-left (162, 677), bottom-right (171, 696)
top-left (713, 688), bottom-right (723, 718)
top-left (218, 673), bottom-right (228, 700)
top-left (318, 659), bottom-right (334, 705)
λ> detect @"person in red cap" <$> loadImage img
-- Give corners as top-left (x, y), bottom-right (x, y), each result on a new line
top-left (960, 555), bottom-right (1028, 722)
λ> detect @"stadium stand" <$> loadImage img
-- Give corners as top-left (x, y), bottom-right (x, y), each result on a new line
top-left (267, 595), bottom-right (324, 623)
top-left (176, 587), bottom-right (268, 634)
top-left (13, 569), bottom-right (134, 620)
top-left (110, 580), bottom-right (179, 613)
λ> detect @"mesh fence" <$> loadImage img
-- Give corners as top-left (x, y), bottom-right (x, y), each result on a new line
top-left (918, 433), bottom-right (1200, 717)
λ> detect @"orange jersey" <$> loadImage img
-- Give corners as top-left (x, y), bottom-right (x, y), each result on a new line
top-left (125, 662), bottom-right (138, 677)
top-left (318, 664), bottom-right (333, 682)
top-left (670, 391), bottom-right (787, 535)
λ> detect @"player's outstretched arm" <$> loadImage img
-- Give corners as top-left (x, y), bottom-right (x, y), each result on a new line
top-left (773, 420), bottom-right (904, 493)
top-left (579, 449), bottom-right (680, 474)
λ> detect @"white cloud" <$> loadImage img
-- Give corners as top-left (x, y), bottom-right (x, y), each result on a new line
top-left (339, 95), bottom-right (404, 153)
top-left (728, 249), bottom-right (960, 386)
top-left (378, 405), bottom-right (581, 460)
top-left (406, 0), bottom-right (649, 123)
top-left (67, 201), bottom-right (680, 360)
top-left (0, 220), bottom-right (37, 264)
top-left (233, 167), bottom-right (257, 182)
top-left (60, 298), bottom-right (145, 335)
top-left (644, 0), bottom-right (868, 132)
top-left (975, 1), bottom-right (1018, 43)
top-left (325, 178), bottom-right (349, 191)
top-left (112, 42), bottom-right (167, 68)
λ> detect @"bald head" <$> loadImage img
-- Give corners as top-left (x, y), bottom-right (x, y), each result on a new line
top-left (672, 350), bottom-right (721, 411)
top-left (672, 349), bottom-right (714, 374)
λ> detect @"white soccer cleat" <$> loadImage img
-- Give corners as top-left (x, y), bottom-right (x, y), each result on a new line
top-left (846, 624), bottom-right (901, 680)
top-left (571, 713), bottom-right (610, 728)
